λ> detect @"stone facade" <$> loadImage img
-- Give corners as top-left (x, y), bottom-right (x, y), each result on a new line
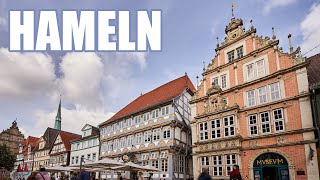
top-left (0, 121), bottom-right (24, 154)
top-left (190, 14), bottom-right (319, 180)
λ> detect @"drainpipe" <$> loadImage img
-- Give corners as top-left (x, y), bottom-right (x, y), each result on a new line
top-left (311, 89), bottom-right (320, 145)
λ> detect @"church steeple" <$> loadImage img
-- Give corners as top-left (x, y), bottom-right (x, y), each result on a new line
top-left (54, 98), bottom-right (62, 130)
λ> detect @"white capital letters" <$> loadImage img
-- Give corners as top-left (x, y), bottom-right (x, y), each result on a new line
top-left (98, 11), bottom-right (116, 51)
top-left (118, 11), bottom-right (135, 51)
top-left (9, 11), bottom-right (35, 51)
top-left (137, 11), bottom-right (161, 51)
top-left (62, 11), bottom-right (95, 51)
top-left (36, 11), bottom-right (61, 51)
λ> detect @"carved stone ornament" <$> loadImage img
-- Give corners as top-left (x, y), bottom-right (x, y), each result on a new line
top-left (249, 140), bottom-right (257, 148)
top-left (222, 17), bottom-right (245, 45)
top-left (276, 136), bottom-right (285, 144)
top-left (256, 35), bottom-right (274, 47)
top-left (203, 83), bottom-right (228, 114)
top-left (290, 47), bottom-right (305, 65)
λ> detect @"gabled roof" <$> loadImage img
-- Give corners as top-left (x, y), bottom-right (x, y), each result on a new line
top-left (72, 124), bottom-right (100, 143)
top-left (81, 124), bottom-right (99, 132)
top-left (307, 53), bottom-right (320, 89)
top-left (20, 136), bottom-right (39, 155)
top-left (100, 75), bottom-right (195, 126)
top-left (34, 127), bottom-right (60, 151)
top-left (58, 131), bottom-right (81, 151)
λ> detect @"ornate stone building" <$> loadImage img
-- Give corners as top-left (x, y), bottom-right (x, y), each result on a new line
top-left (190, 13), bottom-right (319, 180)
top-left (0, 121), bottom-right (24, 154)
top-left (99, 75), bottom-right (195, 180)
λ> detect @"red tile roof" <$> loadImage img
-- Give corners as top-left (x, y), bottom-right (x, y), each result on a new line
top-left (59, 131), bottom-right (81, 151)
top-left (307, 53), bottom-right (320, 89)
top-left (101, 75), bottom-right (195, 125)
top-left (22, 136), bottom-right (39, 155)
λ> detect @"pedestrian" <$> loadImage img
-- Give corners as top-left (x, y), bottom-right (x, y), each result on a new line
top-left (35, 167), bottom-right (51, 180)
top-left (138, 171), bottom-right (144, 180)
top-left (70, 172), bottom-right (78, 180)
top-left (229, 165), bottom-right (242, 180)
top-left (198, 168), bottom-right (212, 180)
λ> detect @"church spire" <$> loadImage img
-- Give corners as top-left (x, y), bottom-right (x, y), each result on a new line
top-left (54, 97), bottom-right (62, 130)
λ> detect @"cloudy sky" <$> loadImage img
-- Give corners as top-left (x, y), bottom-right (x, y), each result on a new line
top-left (0, 0), bottom-right (319, 137)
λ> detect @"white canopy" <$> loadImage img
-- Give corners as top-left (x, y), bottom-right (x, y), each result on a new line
top-left (141, 165), bottom-right (161, 172)
top-left (46, 166), bottom-right (73, 172)
top-left (81, 158), bottom-right (124, 168)
top-left (112, 162), bottom-right (161, 172)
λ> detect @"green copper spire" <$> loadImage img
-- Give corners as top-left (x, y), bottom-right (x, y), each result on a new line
top-left (54, 98), bottom-right (61, 130)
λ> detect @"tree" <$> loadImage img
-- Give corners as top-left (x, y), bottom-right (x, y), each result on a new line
top-left (0, 144), bottom-right (16, 170)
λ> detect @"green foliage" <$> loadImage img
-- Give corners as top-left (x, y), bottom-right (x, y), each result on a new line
top-left (0, 144), bottom-right (16, 171)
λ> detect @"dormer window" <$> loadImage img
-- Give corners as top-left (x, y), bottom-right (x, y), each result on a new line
top-left (227, 51), bottom-right (235, 63)
top-left (236, 46), bottom-right (243, 58)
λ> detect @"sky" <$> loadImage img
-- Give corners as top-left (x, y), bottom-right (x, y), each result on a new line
top-left (0, 0), bottom-right (320, 137)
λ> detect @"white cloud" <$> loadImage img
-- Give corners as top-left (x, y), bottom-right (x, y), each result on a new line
top-left (57, 52), bottom-right (104, 110)
top-left (35, 107), bottom-right (114, 134)
top-left (114, 52), bottom-right (148, 69)
top-left (100, 52), bottom-right (148, 100)
top-left (0, 50), bottom-right (149, 136)
top-left (264, 0), bottom-right (297, 13)
top-left (0, 48), bottom-right (55, 100)
top-left (300, 3), bottom-right (320, 57)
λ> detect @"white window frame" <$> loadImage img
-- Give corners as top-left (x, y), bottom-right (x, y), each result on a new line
top-left (201, 156), bottom-right (210, 172)
top-left (258, 86), bottom-right (267, 104)
top-left (135, 133), bottom-right (143, 144)
top-left (221, 74), bottom-right (227, 89)
top-left (269, 82), bottom-right (281, 101)
top-left (144, 131), bottom-right (152, 143)
top-left (247, 89), bottom-right (256, 107)
top-left (199, 122), bottom-right (208, 141)
top-left (248, 114), bottom-right (258, 136)
top-left (236, 46), bottom-right (243, 58)
top-left (213, 155), bottom-right (223, 176)
top-left (161, 159), bottom-right (168, 172)
top-left (224, 116), bottom-right (235, 137)
top-left (260, 111), bottom-right (271, 134)
top-left (211, 119), bottom-right (221, 139)
top-left (225, 154), bottom-right (237, 176)
top-left (153, 128), bottom-right (161, 141)
top-left (227, 50), bottom-right (235, 63)
top-left (273, 108), bottom-right (285, 132)
top-left (163, 126), bottom-right (171, 139)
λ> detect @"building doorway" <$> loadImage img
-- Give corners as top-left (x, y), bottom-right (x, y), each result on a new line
top-left (253, 152), bottom-right (289, 180)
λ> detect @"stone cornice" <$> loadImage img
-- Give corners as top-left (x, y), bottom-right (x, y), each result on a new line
top-left (242, 139), bottom-right (317, 151)
top-left (192, 135), bottom-right (241, 146)
top-left (241, 127), bottom-right (315, 141)
top-left (191, 106), bottom-right (239, 123)
top-left (191, 128), bottom-right (315, 147)
top-left (190, 60), bottom-right (310, 104)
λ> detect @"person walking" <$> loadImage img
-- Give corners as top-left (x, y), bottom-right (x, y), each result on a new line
top-left (35, 167), bottom-right (51, 180)
top-left (198, 168), bottom-right (212, 180)
top-left (229, 165), bottom-right (242, 180)
top-left (70, 172), bottom-right (78, 180)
